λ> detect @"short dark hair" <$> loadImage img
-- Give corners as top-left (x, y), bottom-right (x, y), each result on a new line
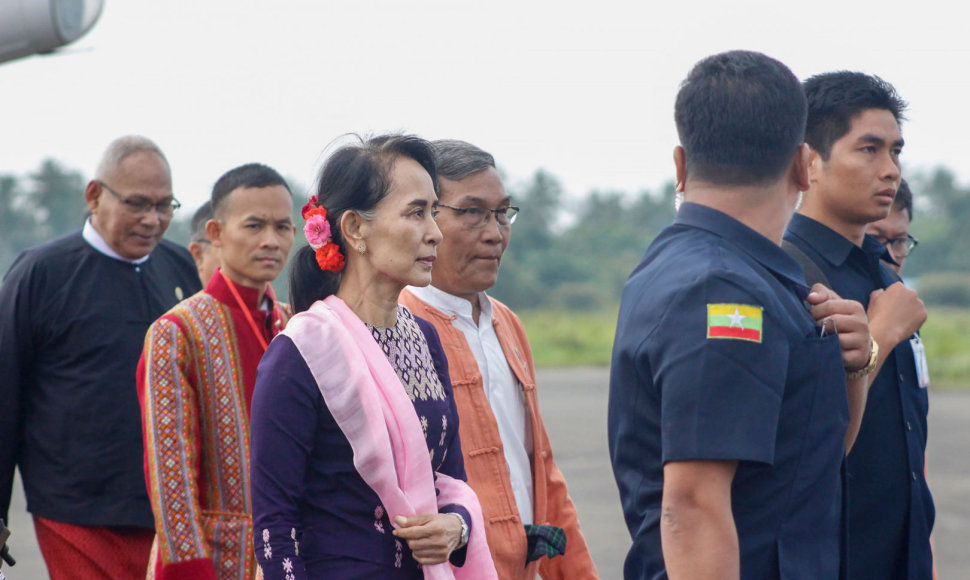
top-left (894, 178), bottom-right (913, 221)
top-left (674, 50), bottom-right (806, 186)
top-left (803, 71), bottom-right (907, 160)
top-left (210, 163), bottom-right (291, 217)
top-left (432, 139), bottom-right (496, 181)
top-left (290, 134), bottom-right (438, 312)
top-left (190, 200), bottom-right (213, 244)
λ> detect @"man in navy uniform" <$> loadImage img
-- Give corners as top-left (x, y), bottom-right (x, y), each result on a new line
top-left (0, 136), bottom-right (202, 579)
top-left (609, 51), bottom-right (874, 580)
top-left (786, 72), bottom-right (934, 579)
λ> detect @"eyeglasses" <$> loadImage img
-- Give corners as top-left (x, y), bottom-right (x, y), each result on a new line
top-left (873, 233), bottom-right (919, 258)
top-left (99, 181), bottom-right (181, 217)
top-left (437, 204), bottom-right (520, 228)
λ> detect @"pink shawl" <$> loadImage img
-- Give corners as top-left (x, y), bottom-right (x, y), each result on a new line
top-left (281, 296), bottom-right (498, 579)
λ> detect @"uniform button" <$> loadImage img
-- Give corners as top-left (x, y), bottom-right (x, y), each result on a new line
top-left (899, 373), bottom-right (905, 381)
top-left (912, 471), bottom-right (918, 481)
top-left (907, 421), bottom-right (912, 431)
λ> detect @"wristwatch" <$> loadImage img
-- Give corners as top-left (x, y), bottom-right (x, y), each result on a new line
top-left (452, 513), bottom-right (469, 547)
top-left (846, 339), bottom-right (879, 380)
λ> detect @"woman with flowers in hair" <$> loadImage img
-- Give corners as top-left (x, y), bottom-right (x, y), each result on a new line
top-left (250, 135), bottom-right (497, 580)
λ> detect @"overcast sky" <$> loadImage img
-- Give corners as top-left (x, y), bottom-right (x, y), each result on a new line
top-left (2, 0), bottom-right (967, 212)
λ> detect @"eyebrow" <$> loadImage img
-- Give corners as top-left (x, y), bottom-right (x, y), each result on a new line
top-left (405, 199), bottom-right (438, 212)
top-left (456, 195), bottom-right (513, 206)
top-left (242, 215), bottom-right (293, 224)
top-left (128, 193), bottom-right (174, 203)
top-left (858, 134), bottom-right (905, 148)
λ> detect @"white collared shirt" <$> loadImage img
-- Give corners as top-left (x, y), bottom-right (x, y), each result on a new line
top-left (82, 218), bottom-right (151, 265)
top-left (407, 284), bottom-right (534, 524)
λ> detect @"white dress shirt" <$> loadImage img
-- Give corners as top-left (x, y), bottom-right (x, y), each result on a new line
top-left (407, 284), bottom-right (535, 524)
top-left (82, 218), bottom-right (151, 265)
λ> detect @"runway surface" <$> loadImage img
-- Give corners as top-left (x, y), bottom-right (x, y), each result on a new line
top-left (3, 367), bottom-right (968, 579)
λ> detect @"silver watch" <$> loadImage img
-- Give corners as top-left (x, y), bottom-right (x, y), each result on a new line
top-left (453, 513), bottom-right (469, 547)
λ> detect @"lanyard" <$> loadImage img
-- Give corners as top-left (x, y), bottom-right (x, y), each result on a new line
top-left (219, 269), bottom-right (279, 351)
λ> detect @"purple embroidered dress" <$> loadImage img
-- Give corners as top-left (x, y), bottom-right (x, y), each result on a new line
top-left (251, 307), bottom-right (470, 580)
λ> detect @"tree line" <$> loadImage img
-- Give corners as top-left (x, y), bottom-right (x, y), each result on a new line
top-left (2, 160), bottom-right (968, 309)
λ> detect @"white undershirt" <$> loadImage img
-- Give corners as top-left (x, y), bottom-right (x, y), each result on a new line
top-left (407, 284), bottom-right (534, 524)
top-left (82, 218), bottom-right (151, 265)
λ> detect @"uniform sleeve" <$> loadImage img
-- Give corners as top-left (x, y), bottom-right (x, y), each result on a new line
top-left (0, 256), bottom-right (34, 523)
top-left (137, 317), bottom-right (217, 580)
top-left (649, 272), bottom-right (789, 465)
top-left (250, 336), bottom-right (317, 580)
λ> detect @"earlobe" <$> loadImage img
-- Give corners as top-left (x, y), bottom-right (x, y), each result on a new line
top-left (188, 242), bottom-right (204, 265)
top-left (205, 219), bottom-right (222, 248)
top-left (83, 180), bottom-right (101, 211)
top-left (673, 146), bottom-right (687, 191)
top-left (340, 211), bottom-right (364, 244)
top-left (806, 146), bottom-right (823, 185)
top-left (793, 144), bottom-right (811, 192)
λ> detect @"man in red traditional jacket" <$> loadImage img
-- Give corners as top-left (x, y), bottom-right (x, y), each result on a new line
top-left (137, 163), bottom-right (296, 579)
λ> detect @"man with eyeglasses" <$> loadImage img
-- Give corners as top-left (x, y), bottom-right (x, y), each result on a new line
top-left (0, 136), bottom-right (201, 579)
top-left (867, 178), bottom-right (918, 273)
top-left (399, 140), bottom-right (598, 580)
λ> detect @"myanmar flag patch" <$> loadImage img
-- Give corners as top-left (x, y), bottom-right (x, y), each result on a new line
top-left (707, 304), bottom-right (763, 343)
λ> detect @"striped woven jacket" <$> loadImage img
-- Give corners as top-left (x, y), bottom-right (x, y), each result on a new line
top-left (137, 273), bottom-right (291, 580)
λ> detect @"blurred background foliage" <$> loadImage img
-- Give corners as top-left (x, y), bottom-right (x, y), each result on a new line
top-left (2, 160), bottom-right (967, 385)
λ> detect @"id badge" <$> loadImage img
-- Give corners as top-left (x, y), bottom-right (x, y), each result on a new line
top-left (910, 335), bottom-right (930, 389)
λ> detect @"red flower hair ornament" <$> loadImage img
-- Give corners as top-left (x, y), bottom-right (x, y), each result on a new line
top-left (301, 196), bottom-right (319, 219)
top-left (301, 196), bottom-right (345, 272)
top-left (315, 242), bottom-right (346, 272)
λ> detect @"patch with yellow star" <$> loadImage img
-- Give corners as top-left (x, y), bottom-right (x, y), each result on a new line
top-left (707, 304), bottom-right (763, 343)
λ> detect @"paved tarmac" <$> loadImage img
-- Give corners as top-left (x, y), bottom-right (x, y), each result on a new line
top-left (2, 367), bottom-right (968, 579)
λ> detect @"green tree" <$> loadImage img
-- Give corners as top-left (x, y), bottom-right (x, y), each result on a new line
top-left (552, 184), bottom-right (678, 309)
top-left (29, 159), bottom-right (88, 238)
top-left (628, 182), bottom-right (678, 241)
top-left (492, 169), bottom-right (584, 308)
top-left (490, 171), bottom-right (679, 311)
top-left (0, 174), bottom-right (38, 273)
top-left (907, 168), bottom-right (970, 276)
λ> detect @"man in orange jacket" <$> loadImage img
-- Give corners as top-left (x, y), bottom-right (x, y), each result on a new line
top-left (399, 139), bottom-right (598, 580)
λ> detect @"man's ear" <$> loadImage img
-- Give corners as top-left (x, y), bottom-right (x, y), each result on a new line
top-left (188, 241), bottom-right (205, 266)
top-left (792, 143), bottom-right (811, 192)
top-left (806, 145), bottom-right (824, 186)
top-left (673, 146), bottom-right (687, 191)
top-left (84, 180), bottom-right (101, 212)
top-left (205, 219), bottom-right (223, 248)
